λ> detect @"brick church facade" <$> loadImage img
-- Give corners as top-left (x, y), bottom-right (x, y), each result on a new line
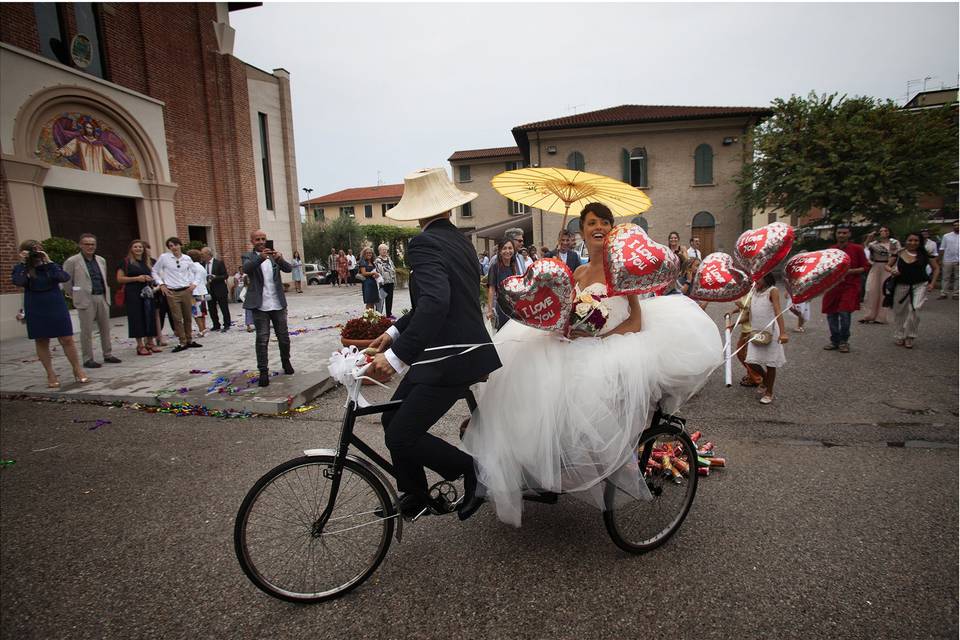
top-left (0, 2), bottom-right (301, 338)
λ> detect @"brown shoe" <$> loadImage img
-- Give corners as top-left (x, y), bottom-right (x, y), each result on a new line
top-left (823, 343), bottom-right (839, 350)
top-left (838, 343), bottom-right (850, 353)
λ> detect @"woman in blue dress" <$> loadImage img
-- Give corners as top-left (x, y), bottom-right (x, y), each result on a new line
top-left (357, 247), bottom-right (380, 310)
top-left (12, 240), bottom-right (88, 387)
top-left (290, 251), bottom-right (304, 294)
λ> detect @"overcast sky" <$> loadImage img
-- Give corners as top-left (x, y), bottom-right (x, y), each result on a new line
top-left (230, 2), bottom-right (959, 199)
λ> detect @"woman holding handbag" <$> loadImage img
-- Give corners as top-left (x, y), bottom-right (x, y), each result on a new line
top-left (886, 232), bottom-right (940, 349)
top-left (745, 273), bottom-right (788, 404)
top-left (116, 239), bottom-right (158, 356)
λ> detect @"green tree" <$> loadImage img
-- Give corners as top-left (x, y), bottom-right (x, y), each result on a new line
top-left (737, 92), bottom-right (957, 226)
top-left (41, 237), bottom-right (79, 265)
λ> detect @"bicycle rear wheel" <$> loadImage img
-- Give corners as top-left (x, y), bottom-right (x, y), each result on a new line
top-left (235, 455), bottom-right (395, 603)
top-left (603, 425), bottom-right (699, 553)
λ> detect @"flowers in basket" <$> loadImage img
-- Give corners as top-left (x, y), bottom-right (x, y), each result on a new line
top-left (341, 309), bottom-right (394, 341)
top-left (569, 290), bottom-right (609, 336)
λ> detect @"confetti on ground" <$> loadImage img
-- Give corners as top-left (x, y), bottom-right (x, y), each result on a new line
top-left (73, 419), bottom-right (112, 431)
top-left (143, 401), bottom-right (252, 419)
top-left (31, 444), bottom-right (62, 452)
top-left (0, 459), bottom-right (15, 467)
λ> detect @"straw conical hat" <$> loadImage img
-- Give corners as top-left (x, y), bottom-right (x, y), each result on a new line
top-left (386, 168), bottom-right (477, 221)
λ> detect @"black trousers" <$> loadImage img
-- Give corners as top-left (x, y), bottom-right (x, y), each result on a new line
top-left (208, 291), bottom-right (231, 328)
top-left (381, 377), bottom-right (473, 496)
top-left (381, 283), bottom-right (395, 316)
top-left (252, 308), bottom-right (290, 372)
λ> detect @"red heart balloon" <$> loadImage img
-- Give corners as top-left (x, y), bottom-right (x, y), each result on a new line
top-left (603, 224), bottom-right (681, 296)
top-left (783, 249), bottom-right (851, 303)
top-left (735, 222), bottom-right (795, 281)
top-left (689, 252), bottom-right (752, 302)
top-left (498, 258), bottom-right (575, 334)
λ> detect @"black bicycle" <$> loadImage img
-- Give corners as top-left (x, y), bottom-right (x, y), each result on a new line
top-left (234, 368), bottom-right (700, 603)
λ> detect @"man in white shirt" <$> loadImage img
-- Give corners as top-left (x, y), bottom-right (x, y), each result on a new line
top-left (686, 237), bottom-right (703, 261)
top-left (938, 220), bottom-right (959, 299)
top-left (242, 229), bottom-right (293, 387)
top-left (151, 237), bottom-right (201, 352)
top-left (551, 230), bottom-right (582, 272)
top-left (346, 249), bottom-right (358, 286)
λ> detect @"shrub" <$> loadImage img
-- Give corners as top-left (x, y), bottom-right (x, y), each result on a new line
top-left (41, 237), bottom-right (79, 265)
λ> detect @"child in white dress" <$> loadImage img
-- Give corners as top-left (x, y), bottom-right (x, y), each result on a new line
top-left (745, 273), bottom-right (788, 404)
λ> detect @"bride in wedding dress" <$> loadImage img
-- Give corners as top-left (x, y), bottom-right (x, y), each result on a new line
top-left (460, 203), bottom-right (722, 527)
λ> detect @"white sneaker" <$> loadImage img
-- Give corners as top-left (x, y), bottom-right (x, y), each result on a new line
top-left (760, 395), bottom-right (773, 404)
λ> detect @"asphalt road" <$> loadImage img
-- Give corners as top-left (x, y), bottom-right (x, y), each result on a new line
top-left (1, 299), bottom-right (957, 640)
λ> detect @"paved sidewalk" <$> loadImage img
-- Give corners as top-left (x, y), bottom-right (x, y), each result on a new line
top-left (0, 284), bottom-right (410, 414)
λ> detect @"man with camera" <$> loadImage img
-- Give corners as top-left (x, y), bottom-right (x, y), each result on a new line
top-left (62, 233), bottom-right (121, 368)
top-left (242, 229), bottom-right (293, 387)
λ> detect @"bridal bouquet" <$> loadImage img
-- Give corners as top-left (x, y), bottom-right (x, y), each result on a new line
top-left (569, 291), bottom-right (609, 336)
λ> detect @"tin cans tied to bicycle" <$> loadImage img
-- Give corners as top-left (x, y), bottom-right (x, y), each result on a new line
top-left (644, 430), bottom-right (727, 482)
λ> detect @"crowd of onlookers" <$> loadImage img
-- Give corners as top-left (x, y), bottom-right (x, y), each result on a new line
top-left (10, 220), bottom-right (957, 390)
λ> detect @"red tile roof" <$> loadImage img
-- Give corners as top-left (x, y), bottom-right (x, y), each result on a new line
top-left (514, 104), bottom-right (772, 131)
top-left (511, 104), bottom-right (773, 164)
top-left (301, 183), bottom-right (403, 206)
top-left (448, 146), bottom-right (521, 162)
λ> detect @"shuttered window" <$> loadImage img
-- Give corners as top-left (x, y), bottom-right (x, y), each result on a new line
top-left (694, 144), bottom-right (713, 185)
top-left (629, 148), bottom-right (648, 188)
top-left (566, 151), bottom-right (585, 171)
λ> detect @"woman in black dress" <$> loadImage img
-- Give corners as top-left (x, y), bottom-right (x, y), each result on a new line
top-left (116, 239), bottom-right (158, 356)
top-left (11, 240), bottom-right (88, 387)
top-left (357, 247), bottom-right (379, 310)
top-left (485, 238), bottom-right (520, 331)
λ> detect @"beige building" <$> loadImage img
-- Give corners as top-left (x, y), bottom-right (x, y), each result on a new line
top-left (511, 104), bottom-right (771, 256)
top-left (300, 183), bottom-right (416, 228)
top-left (447, 146), bottom-right (531, 253)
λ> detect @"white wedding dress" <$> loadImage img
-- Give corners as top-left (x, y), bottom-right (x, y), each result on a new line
top-left (460, 283), bottom-right (722, 527)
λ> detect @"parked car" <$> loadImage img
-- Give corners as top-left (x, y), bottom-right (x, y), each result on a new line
top-left (303, 263), bottom-right (331, 285)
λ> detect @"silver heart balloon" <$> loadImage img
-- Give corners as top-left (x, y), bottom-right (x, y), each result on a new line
top-left (689, 252), bottom-right (752, 302)
top-left (603, 224), bottom-right (681, 296)
top-left (498, 258), bottom-right (575, 334)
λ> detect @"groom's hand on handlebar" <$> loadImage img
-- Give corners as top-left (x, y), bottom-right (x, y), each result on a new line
top-left (368, 332), bottom-right (393, 353)
top-left (367, 353), bottom-right (395, 381)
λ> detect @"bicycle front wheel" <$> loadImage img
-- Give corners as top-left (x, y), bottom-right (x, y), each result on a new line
top-left (234, 455), bottom-right (395, 603)
top-left (603, 426), bottom-right (699, 554)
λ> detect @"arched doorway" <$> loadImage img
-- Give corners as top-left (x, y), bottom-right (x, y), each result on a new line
top-left (691, 211), bottom-right (716, 255)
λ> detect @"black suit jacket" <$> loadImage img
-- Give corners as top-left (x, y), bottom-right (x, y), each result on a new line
top-left (241, 250), bottom-right (292, 310)
top-left (392, 218), bottom-right (501, 386)
top-left (207, 258), bottom-right (229, 298)
top-left (552, 250), bottom-right (581, 273)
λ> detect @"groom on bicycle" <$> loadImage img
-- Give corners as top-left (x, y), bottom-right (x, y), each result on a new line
top-left (368, 168), bottom-right (501, 521)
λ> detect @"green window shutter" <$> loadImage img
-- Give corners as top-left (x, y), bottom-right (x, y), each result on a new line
top-left (621, 148), bottom-right (630, 182)
top-left (695, 144), bottom-right (713, 185)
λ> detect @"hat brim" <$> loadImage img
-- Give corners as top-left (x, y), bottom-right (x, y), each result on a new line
top-left (386, 190), bottom-right (478, 221)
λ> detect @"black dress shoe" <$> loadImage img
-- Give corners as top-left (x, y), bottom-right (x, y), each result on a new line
top-left (282, 360), bottom-right (295, 375)
top-left (186, 342), bottom-right (203, 348)
top-left (171, 345), bottom-right (187, 353)
top-left (258, 372), bottom-right (270, 387)
top-left (220, 326), bottom-right (230, 333)
top-left (103, 356), bottom-right (121, 364)
top-left (83, 360), bottom-right (102, 368)
top-left (457, 471), bottom-right (485, 521)
top-left (211, 325), bottom-right (221, 331)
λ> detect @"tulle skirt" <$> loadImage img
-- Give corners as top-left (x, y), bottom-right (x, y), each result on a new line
top-left (460, 295), bottom-right (722, 526)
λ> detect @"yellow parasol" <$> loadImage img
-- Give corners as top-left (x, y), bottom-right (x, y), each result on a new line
top-left (491, 167), bottom-right (652, 230)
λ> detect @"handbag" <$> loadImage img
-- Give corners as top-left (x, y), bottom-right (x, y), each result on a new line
top-left (748, 330), bottom-right (773, 345)
top-left (114, 258), bottom-right (129, 306)
top-left (881, 276), bottom-right (896, 308)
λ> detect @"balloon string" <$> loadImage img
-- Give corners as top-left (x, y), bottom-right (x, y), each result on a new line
top-left (719, 281), bottom-right (757, 354)
top-left (725, 306), bottom-right (790, 361)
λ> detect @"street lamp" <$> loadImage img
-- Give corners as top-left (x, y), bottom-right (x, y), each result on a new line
top-left (302, 187), bottom-right (313, 221)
